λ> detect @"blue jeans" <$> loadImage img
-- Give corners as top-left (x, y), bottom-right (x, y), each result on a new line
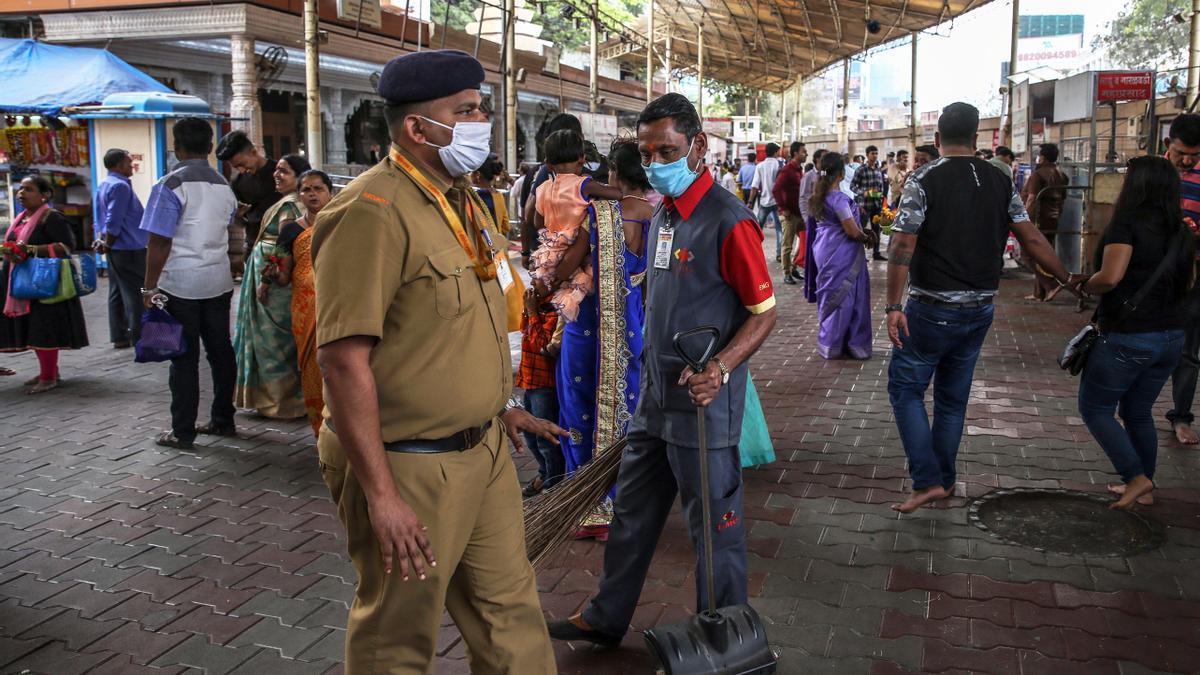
top-left (523, 387), bottom-right (565, 487)
top-left (1079, 330), bottom-right (1184, 483)
top-left (888, 301), bottom-right (995, 491)
top-left (758, 204), bottom-right (781, 259)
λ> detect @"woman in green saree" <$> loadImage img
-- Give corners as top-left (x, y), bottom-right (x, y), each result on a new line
top-left (233, 154), bottom-right (309, 418)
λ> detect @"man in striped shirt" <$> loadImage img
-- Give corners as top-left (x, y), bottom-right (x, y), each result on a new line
top-left (1166, 114), bottom-right (1200, 445)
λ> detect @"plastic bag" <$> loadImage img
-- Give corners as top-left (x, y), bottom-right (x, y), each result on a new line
top-left (9, 257), bottom-right (60, 299)
top-left (71, 254), bottom-right (97, 296)
top-left (135, 306), bottom-right (187, 362)
top-left (40, 259), bottom-right (77, 304)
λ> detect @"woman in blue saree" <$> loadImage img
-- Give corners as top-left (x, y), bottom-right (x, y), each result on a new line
top-left (556, 140), bottom-right (651, 539)
top-left (804, 152), bottom-right (873, 360)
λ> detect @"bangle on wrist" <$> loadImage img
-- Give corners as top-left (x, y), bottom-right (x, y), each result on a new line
top-left (885, 303), bottom-right (904, 314)
top-left (140, 287), bottom-right (159, 296)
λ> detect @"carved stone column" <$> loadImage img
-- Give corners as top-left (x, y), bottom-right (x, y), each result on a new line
top-left (229, 34), bottom-right (262, 148)
top-left (323, 87), bottom-right (347, 165)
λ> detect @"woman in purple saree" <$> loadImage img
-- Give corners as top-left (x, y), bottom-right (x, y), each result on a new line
top-left (804, 152), bottom-right (873, 360)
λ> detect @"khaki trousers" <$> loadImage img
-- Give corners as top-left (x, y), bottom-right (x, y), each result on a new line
top-left (318, 420), bottom-right (555, 675)
top-left (781, 213), bottom-right (804, 274)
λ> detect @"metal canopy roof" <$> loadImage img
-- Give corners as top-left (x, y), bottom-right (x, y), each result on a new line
top-left (599, 0), bottom-right (992, 92)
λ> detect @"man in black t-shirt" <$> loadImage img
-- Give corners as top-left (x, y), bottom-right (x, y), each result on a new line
top-left (884, 102), bottom-right (1080, 514)
top-left (215, 131), bottom-right (281, 276)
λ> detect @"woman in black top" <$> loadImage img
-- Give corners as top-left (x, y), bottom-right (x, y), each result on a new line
top-left (1077, 156), bottom-right (1194, 509)
top-left (0, 176), bottom-right (90, 393)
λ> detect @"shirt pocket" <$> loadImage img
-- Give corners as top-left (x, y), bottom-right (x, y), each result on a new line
top-left (424, 247), bottom-right (475, 320)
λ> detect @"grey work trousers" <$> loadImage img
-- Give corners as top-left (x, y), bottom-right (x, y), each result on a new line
top-left (581, 427), bottom-right (747, 636)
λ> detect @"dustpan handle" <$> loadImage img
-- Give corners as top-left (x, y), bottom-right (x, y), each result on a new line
top-left (672, 327), bottom-right (720, 614)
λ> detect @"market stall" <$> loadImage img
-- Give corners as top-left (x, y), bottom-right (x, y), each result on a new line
top-left (0, 37), bottom-right (173, 247)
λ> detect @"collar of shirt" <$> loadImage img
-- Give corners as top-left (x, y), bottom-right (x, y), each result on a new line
top-left (105, 172), bottom-right (132, 186)
top-left (176, 159), bottom-right (209, 168)
top-left (390, 143), bottom-right (463, 197)
top-left (663, 165), bottom-right (715, 220)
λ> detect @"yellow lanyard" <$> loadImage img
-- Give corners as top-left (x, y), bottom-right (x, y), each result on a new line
top-left (390, 148), bottom-right (497, 280)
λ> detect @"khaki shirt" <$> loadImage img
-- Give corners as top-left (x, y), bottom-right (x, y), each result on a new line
top-left (887, 165), bottom-right (907, 206)
top-left (311, 146), bottom-right (511, 442)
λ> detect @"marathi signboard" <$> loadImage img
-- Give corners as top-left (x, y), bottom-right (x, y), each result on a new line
top-left (337, 0), bottom-right (382, 29)
top-left (1096, 71), bottom-right (1153, 102)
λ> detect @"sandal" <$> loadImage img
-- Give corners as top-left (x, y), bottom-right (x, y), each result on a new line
top-left (195, 422), bottom-right (237, 437)
top-left (522, 476), bottom-right (545, 499)
top-left (26, 379), bottom-right (58, 395)
top-left (155, 431), bottom-right (195, 450)
top-left (24, 371), bottom-right (60, 386)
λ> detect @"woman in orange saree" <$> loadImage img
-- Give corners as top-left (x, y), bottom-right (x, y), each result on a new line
top-left (269, 170), bottom-right (334, 437)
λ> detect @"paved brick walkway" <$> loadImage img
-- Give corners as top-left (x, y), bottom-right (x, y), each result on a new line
top-left (1, 253), bottom-right (1199, 674)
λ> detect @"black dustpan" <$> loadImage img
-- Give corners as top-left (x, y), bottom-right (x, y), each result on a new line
top-left (644, 328), bottom-right (776, 675)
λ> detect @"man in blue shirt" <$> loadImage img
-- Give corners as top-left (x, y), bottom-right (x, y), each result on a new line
top-left (737, 152), bottom-right (757, 206)
top-left (94, 149), bottom-right (147, 347)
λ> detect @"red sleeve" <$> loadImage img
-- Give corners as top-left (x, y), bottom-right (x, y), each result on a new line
top-left (720, 219), bottom-right (776, 314)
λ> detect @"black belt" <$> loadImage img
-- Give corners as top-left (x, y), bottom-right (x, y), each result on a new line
top-left (326, 420), bottom-right (492, 454)
top-left (912, 295), bottom-right (995, 309)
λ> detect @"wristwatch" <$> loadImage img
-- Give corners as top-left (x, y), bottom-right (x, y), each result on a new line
top-left (884, 303), bottom-right (904, 314)
top-left (713, 358), bottom-right (730, 385)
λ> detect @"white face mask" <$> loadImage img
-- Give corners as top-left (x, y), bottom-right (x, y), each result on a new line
top-left (421, 116), bottom-right (492, 177)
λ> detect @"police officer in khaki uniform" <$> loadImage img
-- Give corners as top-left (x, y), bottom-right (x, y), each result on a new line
top-left (311, 50), bottom-right (561, 675)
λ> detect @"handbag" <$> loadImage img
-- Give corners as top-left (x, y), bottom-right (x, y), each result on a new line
top-left (1059, 228), bottom-right (1186, 376)
top-left (135, 306), bottom-right (187, 362)
top-left (9, 256), bottom-right (61, 300)
top-left (39, 258), bottom-right (77, 304)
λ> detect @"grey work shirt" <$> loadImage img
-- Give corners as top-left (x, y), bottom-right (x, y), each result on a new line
top-left (632, 170), bottom-right (777, 449)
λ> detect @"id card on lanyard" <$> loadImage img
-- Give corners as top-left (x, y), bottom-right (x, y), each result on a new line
top-left (653, 228), bottom-right (674, 270)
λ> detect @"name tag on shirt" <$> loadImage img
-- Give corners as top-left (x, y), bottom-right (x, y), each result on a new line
top-left (494, 252), bottom-right (514, 291)
top-left (653, 229), bottom-right (674, 270)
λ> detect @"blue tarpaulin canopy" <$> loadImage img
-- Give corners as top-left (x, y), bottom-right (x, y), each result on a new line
top-left (0, 38), bottom-right (171, 116)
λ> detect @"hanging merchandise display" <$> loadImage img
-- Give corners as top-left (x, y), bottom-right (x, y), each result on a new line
top-left (0, 126), bottom-right (90, 168)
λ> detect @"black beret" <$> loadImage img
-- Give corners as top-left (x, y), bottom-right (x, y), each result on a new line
top-left (377, 50), bottom-right (486, 105)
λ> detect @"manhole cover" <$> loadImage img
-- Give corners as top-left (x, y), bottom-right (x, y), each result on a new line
top-left (968, 488), bottom-right (1163, 557)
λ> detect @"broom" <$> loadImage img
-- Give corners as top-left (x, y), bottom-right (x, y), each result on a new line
top-left (523, 437), bottom-right (627, 569)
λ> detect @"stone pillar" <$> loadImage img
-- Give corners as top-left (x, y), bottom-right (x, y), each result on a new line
top-left (323, 87), bottom-right (347, 165)
top-left (230, 34), bottom-right (262, 148)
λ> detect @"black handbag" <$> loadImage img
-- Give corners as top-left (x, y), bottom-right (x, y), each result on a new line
top-left (1058, 229), bottom-right (1186, 376)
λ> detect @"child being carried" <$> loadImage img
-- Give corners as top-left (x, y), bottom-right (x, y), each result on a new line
top-left (527, 129), bottom-right (624, 321)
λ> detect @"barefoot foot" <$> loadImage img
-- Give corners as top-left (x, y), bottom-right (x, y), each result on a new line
top-left (1110, 476), bottom-right (1154, 510)
top-left (1107, 483), bottom-right (1154, 506)
top-left (1174, 423), bottom-right (1199, 445)
top-left (891, 486), bottom-right (948, 513)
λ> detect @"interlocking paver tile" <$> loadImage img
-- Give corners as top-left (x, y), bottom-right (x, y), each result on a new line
top-left (3, 639), bottom-right (115, 674)
top-left (0, 597), bottom-right (63, 636)
top-left (96, 591), bottom-right (188, 630)
top-left (228, 615), bottom-right (329, 659)
top-left (161, 602), bottom-right (262, 645)
top-left (150, 633), bottom-right (262, 674)
top-left (80, 621), bottom-right (189, 665)
top-left (228, 649), bottom-right (339, 675)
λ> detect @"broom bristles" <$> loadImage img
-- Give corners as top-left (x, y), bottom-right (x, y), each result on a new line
top-left (523, 437), bottom-right (627, 569)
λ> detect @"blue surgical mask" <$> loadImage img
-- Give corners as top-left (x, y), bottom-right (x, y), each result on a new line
top-left (644, 140), bottom-right (699, 198)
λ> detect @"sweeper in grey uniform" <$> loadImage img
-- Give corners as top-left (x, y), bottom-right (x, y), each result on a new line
top-left (547, 93), bottom-right (778, 647)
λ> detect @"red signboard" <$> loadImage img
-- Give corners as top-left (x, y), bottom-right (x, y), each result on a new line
top-left (1096, 71), bottom-right (1153, 102)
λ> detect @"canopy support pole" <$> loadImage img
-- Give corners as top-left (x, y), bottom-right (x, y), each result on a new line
top-left (304, 0), bottom-right (323, 169)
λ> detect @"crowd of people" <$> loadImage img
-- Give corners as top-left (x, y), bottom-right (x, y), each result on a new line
top-left (1, 45), bottom-right (1198, 673)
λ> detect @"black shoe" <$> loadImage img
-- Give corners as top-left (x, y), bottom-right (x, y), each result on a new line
top-left (791, 269), bottom-right (803, 281)
top-left (547, 618), bottom-right (623, 648)
top-left (195, 422), bottom-right (237, 437)
top-left (873, 253), bottom-right (888, 261)
top-left (522, 476), bottom-right (545, 499)
top-left (783, 276), bottom-right (797, 285)
top-left (156, 431), bottom-right (195, 450)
